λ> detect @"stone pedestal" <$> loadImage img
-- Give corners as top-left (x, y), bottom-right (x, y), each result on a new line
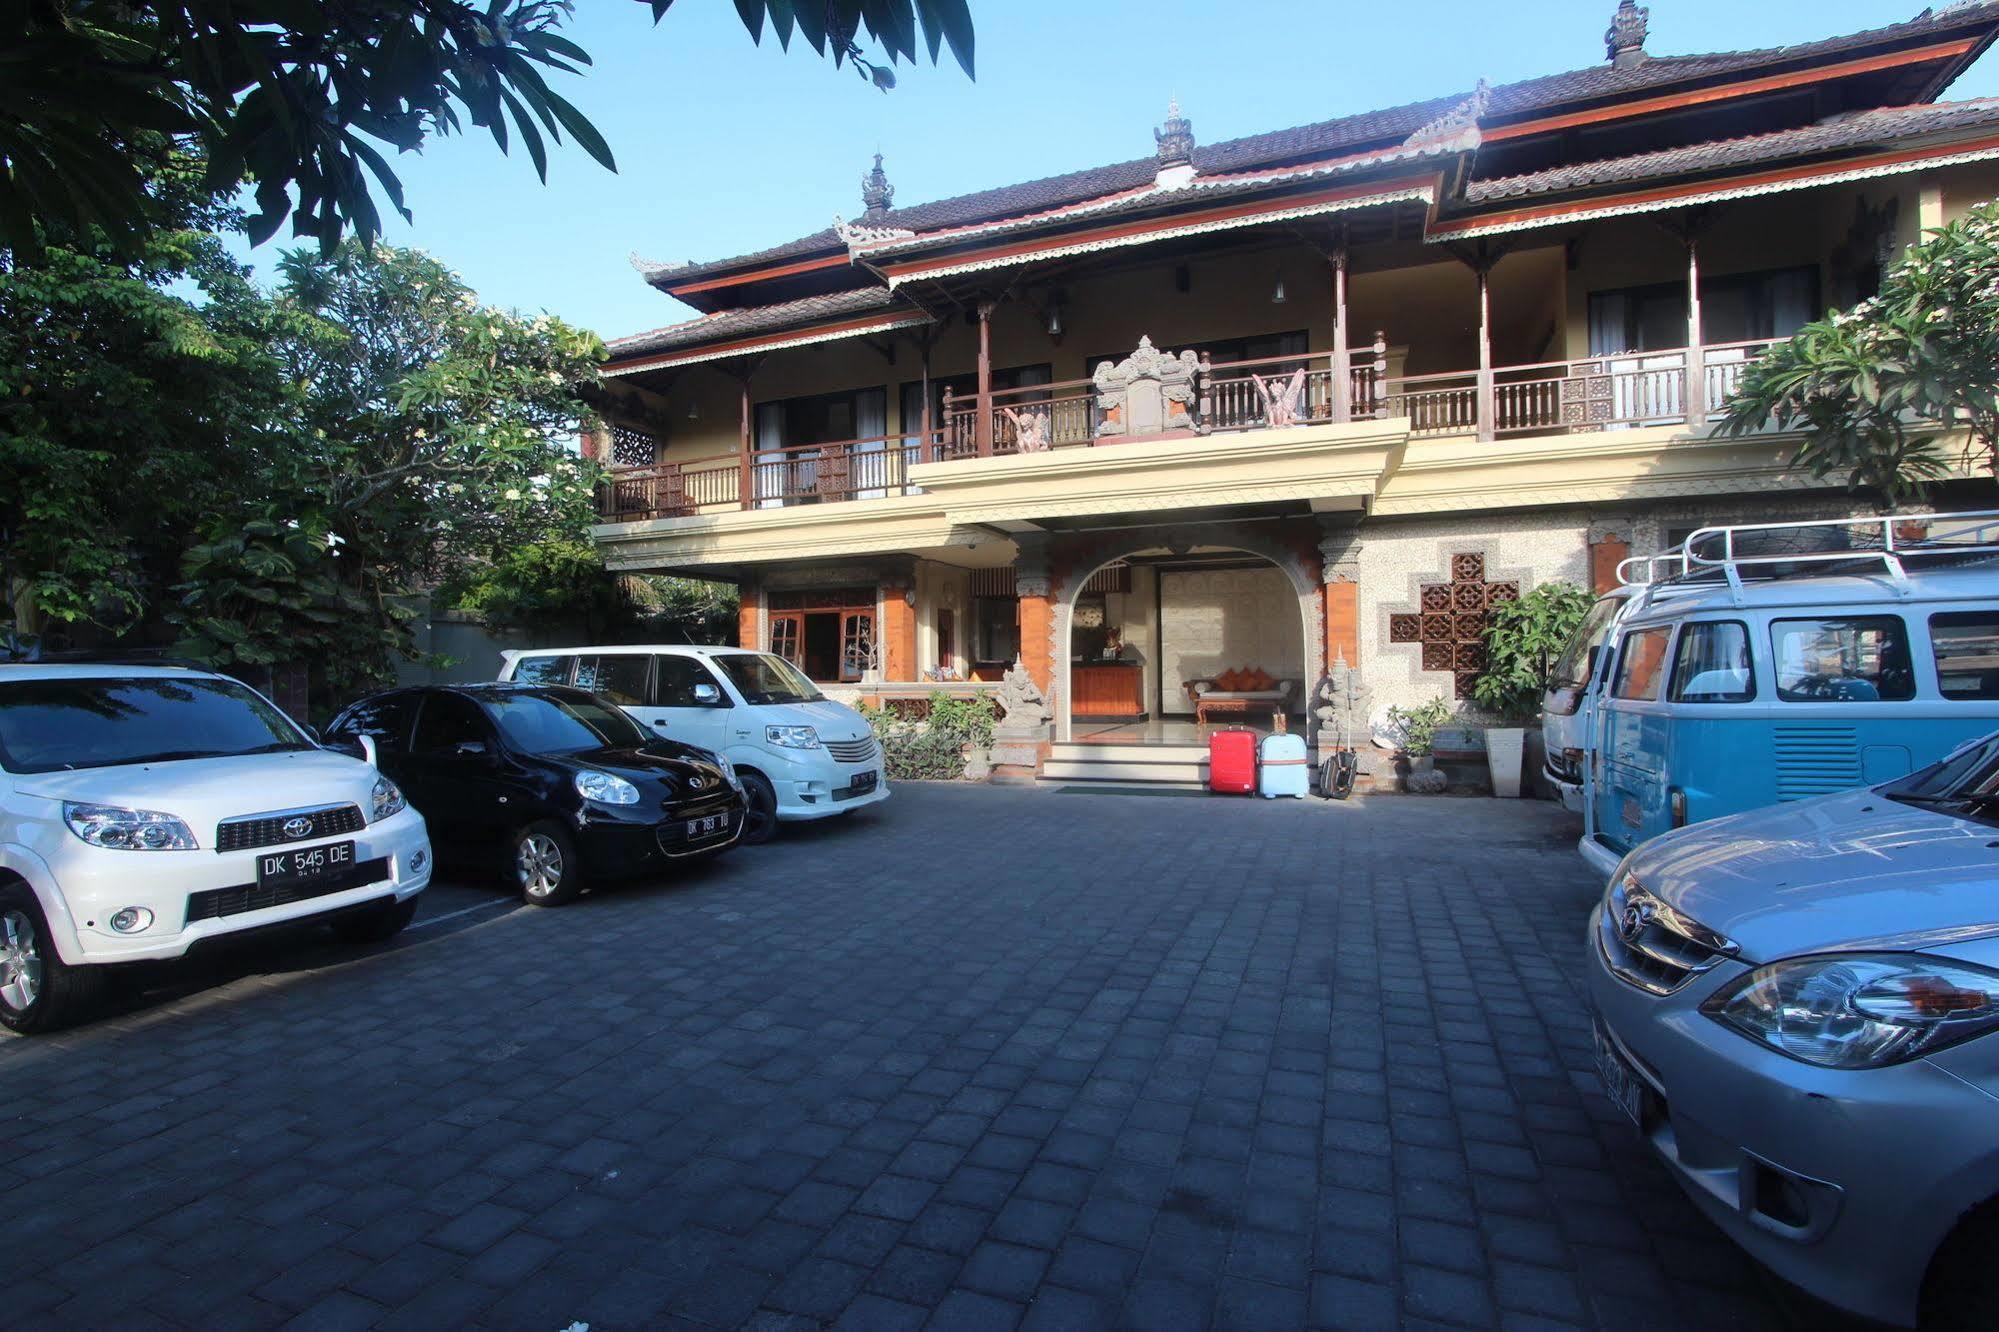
top-left (989, 724), bottom-right (1052, 785)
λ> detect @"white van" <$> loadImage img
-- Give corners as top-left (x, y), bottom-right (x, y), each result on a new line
top-left (498, 646), bottom-right (886, 843)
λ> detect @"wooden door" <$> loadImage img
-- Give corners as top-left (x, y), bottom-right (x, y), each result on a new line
top-left (769, 613), bottom-right (803, 666)
top-left (840, 611), bottom-right (876, 682)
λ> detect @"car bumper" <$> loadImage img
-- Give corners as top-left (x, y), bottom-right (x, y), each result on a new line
top-left (576, 796), bottom-right (745, 876)
top-left (1586, 904), bottom-right (1998, 1327)
top-left (50, 809), bottom-right (432, 965)
top-left (1544, 764), bottom-right (1584, 812)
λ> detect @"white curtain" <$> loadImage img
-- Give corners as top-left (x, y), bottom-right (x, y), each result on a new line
top-left (754, 402), bottom-right (785, 509)
top-left (853, 388), bottom-right (889, 499)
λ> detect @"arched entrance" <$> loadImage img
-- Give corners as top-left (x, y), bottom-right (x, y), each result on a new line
top-left (1052, 536), bottom-right (1323, 743)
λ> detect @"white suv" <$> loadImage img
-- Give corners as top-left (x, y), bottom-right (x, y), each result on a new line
top-left (0, 665), bottom-right (433, 1034)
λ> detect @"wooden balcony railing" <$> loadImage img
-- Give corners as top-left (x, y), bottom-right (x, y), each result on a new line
top-left (596, 338), bottom-right (1785, 522)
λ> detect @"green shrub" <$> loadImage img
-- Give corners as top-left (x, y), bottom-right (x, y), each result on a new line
top-left (1472, 582), bottom-right (1596, 721)
top-left (1386, 696), bottom-right (1454, 757)
top-left (857, 691), bottom-right (998, 780)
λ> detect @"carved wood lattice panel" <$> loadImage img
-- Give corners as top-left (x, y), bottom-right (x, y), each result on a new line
top-left (1386, 551), bottom-right (1519, 699)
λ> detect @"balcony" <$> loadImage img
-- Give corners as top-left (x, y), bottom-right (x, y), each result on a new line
top-left (595, 336), bottom-right (1782, 522)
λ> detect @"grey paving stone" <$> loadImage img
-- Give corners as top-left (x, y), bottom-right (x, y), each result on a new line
top-left (0, 789), bottom-right (1786, 1332)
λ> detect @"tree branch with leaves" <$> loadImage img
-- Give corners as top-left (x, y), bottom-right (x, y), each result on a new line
top-left (1719, 200), bottom-right (1999, 509)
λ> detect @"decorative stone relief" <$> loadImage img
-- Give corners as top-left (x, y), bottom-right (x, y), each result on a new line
top-left (1092, 337), bottom-right (1201, 438)
top-left (1384, 550), bottom-right (1521, 699)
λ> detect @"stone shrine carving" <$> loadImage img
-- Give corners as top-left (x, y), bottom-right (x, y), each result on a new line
top-left (1092, 337), bottom-right (1201, 438)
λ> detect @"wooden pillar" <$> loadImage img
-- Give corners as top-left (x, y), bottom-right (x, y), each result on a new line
top-left (737, 379), bottom-right (754, 510)
top-left (918, 342), bottom-right (933, 463)
top-left (1331, 246), bottom-right (1353, 423)
top-left (1476, 266), bottom-right (1495, 442)
top-left (975, 302), bottom-right (994, 458)
top-left (1684, 235), bottom-right (1706, 430)
top-left (736, 581), bottom-right (760, 649)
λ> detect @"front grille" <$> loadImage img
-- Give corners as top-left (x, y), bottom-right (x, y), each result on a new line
top-left (216, 804), bottom-right (365, 852)
top-left (824, 736), bottom-right (878, 764)
top-left (1597, 874), bottom-right (1737, 996)
top-left (186, 858), bottom-right (391, 922)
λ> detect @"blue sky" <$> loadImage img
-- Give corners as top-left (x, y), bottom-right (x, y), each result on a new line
top-left (251, 1), bottom-right (1999, 341)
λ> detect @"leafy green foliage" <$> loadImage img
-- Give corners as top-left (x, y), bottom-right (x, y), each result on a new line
top-left (856, 691), bottom-right (996, 780)
top-left (1471, 582), bottom-right (1595, 721)
top-left (0, 1), bottom-right (976, 259)
top-left (167, 515), bottom-right (409, 703)
top-left (1385, 696), bottom-right (1453, 757)
top-left (0, 151), bottom-right (289, 649)
top-left (1721, 200), bottom-right (1999, 507)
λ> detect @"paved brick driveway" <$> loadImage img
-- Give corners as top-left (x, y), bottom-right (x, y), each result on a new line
top-left (1, 786), bottom-right (1788, 1330)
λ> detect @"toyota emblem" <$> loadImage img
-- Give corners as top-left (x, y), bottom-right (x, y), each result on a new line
top-left (1620, 901), bottom-right (1652, 941)
top-left (282, 816), bottom-right (315, 839)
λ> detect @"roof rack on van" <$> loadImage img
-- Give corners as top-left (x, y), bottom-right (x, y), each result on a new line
top-left (1621, 508), bottom-right (1999, 605)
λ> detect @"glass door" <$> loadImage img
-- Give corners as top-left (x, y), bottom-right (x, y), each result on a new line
top-left (769, 613), bottom-right (803, 666)
top-left (840, 611), bottom-right (877, 682)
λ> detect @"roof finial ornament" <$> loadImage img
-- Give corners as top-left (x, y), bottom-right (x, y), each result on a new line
top-left (1155, 97), bottom-right (1195, 168)
top-left (861, 152), bottom-right (894, 218)
top-left (1606, 0), bottom-right (1650, 68)
top-left (1154, 97), bottom-right (1196, 189)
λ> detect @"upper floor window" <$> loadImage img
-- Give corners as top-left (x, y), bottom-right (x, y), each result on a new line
top-left (1589, 265), bottom-right (1818, 355)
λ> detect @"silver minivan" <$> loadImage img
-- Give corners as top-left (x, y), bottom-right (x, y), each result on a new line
top-left (500, 646), bottom-right (887, 843)
top-left (1589, 728), bottom-right (1999, 1326)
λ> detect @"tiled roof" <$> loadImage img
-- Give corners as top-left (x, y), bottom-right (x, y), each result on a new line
top-left (605, 287), bottom-right (916, 358)
top-left (1465, 98), bottom-right (1999, 203)
top-left (641, 3), bottom-right (1999, 286)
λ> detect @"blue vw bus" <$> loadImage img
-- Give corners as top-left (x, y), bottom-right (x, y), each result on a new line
top-left (1580, 512), bottom-right (1999, 877)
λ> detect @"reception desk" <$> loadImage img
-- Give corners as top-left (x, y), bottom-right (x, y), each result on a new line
top-left (1071, 660), bottom-right (1145, 719)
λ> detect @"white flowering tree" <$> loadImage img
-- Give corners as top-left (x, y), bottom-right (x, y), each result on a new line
top-left (1720, 200), bottom-right (1999, 507)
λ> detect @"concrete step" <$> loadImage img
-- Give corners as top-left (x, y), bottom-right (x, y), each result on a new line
top-left (1049, 743), bottom-right (1210, 765)
top-left (1040, 758), bottom-right (1208, 785)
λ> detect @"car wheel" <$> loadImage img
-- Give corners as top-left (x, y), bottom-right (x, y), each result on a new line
top-left (329, 895), bottom-right (420, 945)
top-left (0, 884), bottom-right (105, 1036)
top-left (739, 772), bottom-right (779, 845)
top-left (513, 821), bottom-right (583, 906)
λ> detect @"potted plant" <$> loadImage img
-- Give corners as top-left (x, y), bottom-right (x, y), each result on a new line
top-left (1386, 696), bottom-right (1453, 776)
top-left (1472, 582), bottom-right (1595, 798)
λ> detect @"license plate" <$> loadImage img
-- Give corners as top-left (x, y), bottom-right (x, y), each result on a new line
top-left (686, 813), bottom-right (729, 837)
top-left (846, 770), bottom-right (878, 794)
top-left (1593, 1022), bottom-right (1646, 1127)
top-left (257, 840), bottom-right (355, 886)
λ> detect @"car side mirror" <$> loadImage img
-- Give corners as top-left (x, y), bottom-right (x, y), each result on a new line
top-left (1586, 645), bottom-right (1604, 678)
top-left (692, 682), bottom-right (722, 705)
top-left (300, 723), bottom-right (322, 744)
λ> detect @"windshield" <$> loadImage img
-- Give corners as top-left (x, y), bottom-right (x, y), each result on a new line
top-left (0, 676), bottom-right (310, 773)
top-left (713, 653), bottom-right (823, 705)
top-left (1551, 596), bottom-right (1625, 688)
top-left (1885, 733), bottom-right (1999, 822)
top-left (480, 691), bottom-right (647, 754)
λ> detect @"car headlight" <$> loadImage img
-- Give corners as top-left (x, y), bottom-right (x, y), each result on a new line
top-left (713, 754), bottom-right (743, 791)
top-left (1704, 953), bottom-right (1999, 1069)
top-left (371, 776), bottom-right (407, 822)
top-left (766, 725), bottom-right (820, 750)
top-left (574, 770), bottom-right (642, 805)
top-left (63, 802), bottom-right (196, 851)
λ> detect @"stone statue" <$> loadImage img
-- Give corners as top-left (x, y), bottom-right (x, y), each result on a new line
top-left (1312, 653), bottom-right (1372, 751)
top-left (1253, 368), bottom-right (1308, 427)
top-left (997, 657), bottom-right (1052, 727)
top-left (1001, 405), bottom-right (1053, 453)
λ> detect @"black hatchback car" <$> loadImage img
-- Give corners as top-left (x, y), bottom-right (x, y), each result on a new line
top-left (325, 684), bottom-right (743, 905)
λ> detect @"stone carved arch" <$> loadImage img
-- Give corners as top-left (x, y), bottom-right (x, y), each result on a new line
top-left (1048, 524), bottom-right (1324, 742)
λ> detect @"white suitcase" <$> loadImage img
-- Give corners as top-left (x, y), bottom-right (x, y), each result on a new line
top-left (1258, 731), bottom-right (1310, 799)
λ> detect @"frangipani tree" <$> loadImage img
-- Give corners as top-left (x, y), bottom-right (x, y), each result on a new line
top-left (1720, 200), bottom-right (1999, 508)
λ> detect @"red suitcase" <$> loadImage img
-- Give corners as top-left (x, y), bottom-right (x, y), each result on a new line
top-left (1207, 729), bottom-right (1258, 795)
